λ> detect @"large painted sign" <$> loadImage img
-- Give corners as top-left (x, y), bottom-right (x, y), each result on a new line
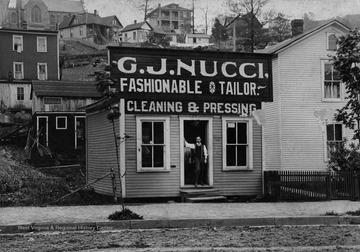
top-left (109, 47), bottom-right (272, 116)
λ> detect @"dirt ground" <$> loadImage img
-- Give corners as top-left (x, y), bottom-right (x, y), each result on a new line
top-left (2, 225), bottom-right (360, 252)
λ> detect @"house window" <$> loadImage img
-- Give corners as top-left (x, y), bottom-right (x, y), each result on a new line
top-left (31, 5), bottom-right (42, 23)
top-left (50, 15), bottom-right (55, 25)
top-left (112, 20), bottom-right (117, 25)
top-left (60, 30), bottom-right (63, 38)
top-left (37, 37), bottom-right (47, 52)
top-left (17, 87), bottom-right (24, 100)
top-left (43, 97), bottom-right (61, 105)
top-left (37, 63), bottom-right (47, 80)
top-left (323, 62), bottom-right (341, 100)
top-left (136, 117), bottom-right (170, 172)
top-left (13, 35), bottom-right (23, 52)
top-left (79, 26), bottom-right (83, 36)
top-left (133, 31), bottom-right (136, 41)
top-left (13, 62), bottom-right (24, 79)
top-left (74, 19), bottom-right (78, 24)
top-left (56, 116), bottom-right (67, 130)
top-left (70, 28), bottom-right (73, 37)
top-left (327, 33), bottom-right (337, 51)
top-left (326, 123), bottom-right (343, 158)
top-left (222, 118), bottom-right (253, 170)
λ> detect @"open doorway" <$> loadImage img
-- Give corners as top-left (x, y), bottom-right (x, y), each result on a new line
top-left (183, 120), bottom-right (209, 186)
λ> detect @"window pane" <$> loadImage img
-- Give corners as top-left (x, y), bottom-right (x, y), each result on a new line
top-left (327, 124), bottom-right (334, 141)
top-left (227, 123), bottom-right (236, 144)
top-left (153, 146), bottom-right (164, 167)
top-left (226, 145), bottom-right (236, 166)
top-left (237, 123), bottom-right (247, 144)
top-left (328, 34), bottom-right (337, 50)
top-left (324, 82), bottom-right (331, 98)
top-left (333, 82), bottom-right (340, 98)
top-left (324, 64), bottom-right (332, 80)
top-left (335, 124), bottom-right (342, 140)
top-left (142, 146), bottom-right (152, 167)
top-left (153, 122), bottom-right (164, 144)
top-left (142, 122), bottom-right (152, 144)
top-left (237, 145), bottom-right (247, 166)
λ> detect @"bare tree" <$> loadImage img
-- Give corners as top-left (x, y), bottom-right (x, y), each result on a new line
top-left (133, 0), bottom-right (154, 21)
top-left (226, 0), bottom-right (270, 52)
top-left (199, 4), bottom-right (209, 34)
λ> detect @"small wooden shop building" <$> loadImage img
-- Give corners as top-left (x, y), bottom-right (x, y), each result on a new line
top-left (85, 47), bottom-right (273, 199)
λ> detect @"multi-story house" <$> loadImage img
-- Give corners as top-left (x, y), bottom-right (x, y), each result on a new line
top-left (1, 0), bottom-right (85, 31)
top-left (59, 11), bottom-right (123, 45)
top-left (147, 3), bottom-right (192, 34)
top-left (0, 27), bottom-right (58, 113)
top-left (261, 19), bottom-right (351, 171)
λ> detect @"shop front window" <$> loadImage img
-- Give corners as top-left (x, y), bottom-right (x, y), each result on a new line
top-left (222, 118), bottom-right (253, 170)
top-left (137, 117), bottom-right (170, 172)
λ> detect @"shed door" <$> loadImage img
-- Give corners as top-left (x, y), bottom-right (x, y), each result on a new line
top-left (37, 116), bottom-right (48, 147)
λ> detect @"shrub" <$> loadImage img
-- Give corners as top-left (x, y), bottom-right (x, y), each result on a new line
top-left (327, 141), bottom-right (360, 172)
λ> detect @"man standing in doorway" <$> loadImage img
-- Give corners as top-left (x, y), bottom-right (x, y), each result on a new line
top-left (185, 136), bottom-right (208, 187)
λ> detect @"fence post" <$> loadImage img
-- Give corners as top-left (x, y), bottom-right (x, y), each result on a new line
top-left (326, 172), bottom-right (331, 200)
top-left (110, 168), bottom-right (117, 203)
top-left (354, 173), bottom-right (360, 201)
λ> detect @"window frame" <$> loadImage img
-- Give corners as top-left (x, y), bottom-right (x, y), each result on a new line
top-left (13, 35), bottom-right (23, 52)
top-left (56, 116), bottom-right (67, 130)
top-left (327, 33), bottom-right (338, 51)
top-left (31, 5), bottom-right (42, 23)
top-left (322, 60), bottom-right (343, 102)
top-left (136, 116), bottom-right (170, 172)
top-left (37, 63), bottom-right (48, 80)
top-left (37, 37), bottom-right (47, 52)
top-left (222, 118), bottom-right (253, 171)
top-left (325, 122), bottom-right (344, 161)
top-left (17, 86), bottom-right (24, 101)
top-left (13, 62), bottom-right (24, 79)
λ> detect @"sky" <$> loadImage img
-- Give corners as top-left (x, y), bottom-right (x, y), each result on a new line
top-left (83, 0), bottom-right (360, 30)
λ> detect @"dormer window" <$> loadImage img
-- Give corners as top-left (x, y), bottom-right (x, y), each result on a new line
top-left (327, 33), bottom-right (337, 51)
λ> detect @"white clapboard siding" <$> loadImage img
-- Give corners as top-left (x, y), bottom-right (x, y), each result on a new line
top-left (263, 23), bottom-right (352, 171)
top-left (124, 115), bottom-right (181, 198)
top-left (87, 109), bottom-right (120, 196)
top-left (263, 58), bottom-right (281, 170)
top-left (0, 83), bottom-right (32, 111)
top-left (212, 117), bottom-right (263, 196)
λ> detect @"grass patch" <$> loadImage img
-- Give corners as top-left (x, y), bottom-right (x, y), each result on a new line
top-left (346, 209), bottom-right (360, 216)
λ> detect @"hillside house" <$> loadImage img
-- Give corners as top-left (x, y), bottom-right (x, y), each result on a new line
top-left (147, 3), bottom-right (192, 34)
top-left (59, 11), bottom-right (123, 45)
top-left (120, 21), bottom-right (152, 43)
top-left (261, 19), bottom-right (351, 171)
top-left (0, 28), bottom-right (58, 113)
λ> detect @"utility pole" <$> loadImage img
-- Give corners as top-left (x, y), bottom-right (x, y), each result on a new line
top-left (192, 0), bottom-right (195, 33)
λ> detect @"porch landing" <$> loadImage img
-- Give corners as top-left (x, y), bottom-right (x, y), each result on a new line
top-left (180, 188), bottom-right (227, 203)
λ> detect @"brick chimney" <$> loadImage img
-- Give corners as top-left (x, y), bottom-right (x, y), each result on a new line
top-left (291, 19), bottom-right (304, 37)
top-left (134, 20), bottom-right (137, 24)
top-left (94, 9), bottom-right (98, 16)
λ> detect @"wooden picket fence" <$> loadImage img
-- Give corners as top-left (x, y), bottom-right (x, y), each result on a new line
top-left (264, 170), bottom-right (360, 201)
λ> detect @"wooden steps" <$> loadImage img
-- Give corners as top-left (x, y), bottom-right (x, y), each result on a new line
top-left (180, 189), bottom-right (227, 203)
